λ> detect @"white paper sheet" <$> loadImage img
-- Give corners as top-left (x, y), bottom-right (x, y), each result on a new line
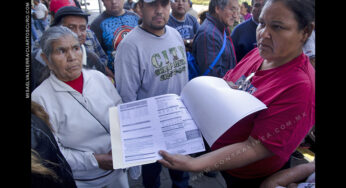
top-left (109, 107), bottom-right (156, 169)
top-left (109, 94), bottom-right (205, 169)
top-left (181, 76), bottom-right (267, 147)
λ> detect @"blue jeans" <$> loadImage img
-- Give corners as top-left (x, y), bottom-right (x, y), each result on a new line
top-left (142, 162), bottom-right (190, 188)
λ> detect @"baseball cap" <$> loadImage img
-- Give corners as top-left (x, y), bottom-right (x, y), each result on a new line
top-left (50, 0), bottom-right (76, 13)
top-left (143, 0), bottom-right (174, 3)
top-left (51, 6), bottom-right (90, 26)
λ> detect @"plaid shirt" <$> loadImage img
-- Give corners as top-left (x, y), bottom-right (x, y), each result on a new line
top-left (84, 28), bottom-right (109, 66)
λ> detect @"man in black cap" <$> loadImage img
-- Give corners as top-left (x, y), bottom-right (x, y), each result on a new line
top-left (52, 6), bottom-right (114, 81)
top-left (51, 6), bottom-right (90, 44)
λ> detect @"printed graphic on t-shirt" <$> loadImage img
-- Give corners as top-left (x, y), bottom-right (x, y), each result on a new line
top-left (174, 25), bottom-right (194, 39)
top-left (151, 46), bottom-right (187, 81)
top-left (100, 15), bottom-right (138, 70)
top-left (113, 25), bottom-right (134, 52)
top-left (235, 75), bottom-right (257, 94)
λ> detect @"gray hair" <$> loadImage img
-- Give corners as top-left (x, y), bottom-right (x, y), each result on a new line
top-left (209, 0), bottom-right (230, 14)
top-left (39, 26), bottom-right (79, 61)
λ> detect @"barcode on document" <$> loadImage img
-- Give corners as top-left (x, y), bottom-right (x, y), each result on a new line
top-left (185, 129), bottom-right (201, 140)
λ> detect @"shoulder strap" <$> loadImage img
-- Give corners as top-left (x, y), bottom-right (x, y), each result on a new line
top-left (203, 31), bottom-right (227, 76)
top-left (68, 92), bottom-right (110, 134)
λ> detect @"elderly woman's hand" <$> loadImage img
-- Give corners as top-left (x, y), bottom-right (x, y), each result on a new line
top-left (158, 150), bottom-right (198, 172)
top-left (94, 151), bottom-right (113, 170)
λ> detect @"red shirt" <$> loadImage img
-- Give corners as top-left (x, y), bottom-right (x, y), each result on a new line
top-left (212, 48), bottom-right (315, 179)
top-left (64, 73), bottom-right (83, 94)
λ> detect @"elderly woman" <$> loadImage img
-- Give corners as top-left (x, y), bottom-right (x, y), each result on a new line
top-left (31, 26), bottom-right (129, 188)
top-left (158, 0), bottom-right (315, 187)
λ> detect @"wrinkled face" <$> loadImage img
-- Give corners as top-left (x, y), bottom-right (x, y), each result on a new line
top-left (43, 35), bottom-right (83, 82)
top-left (140, 0), bottom-right (171, 31)
top-left (171, 0), bottom-right (188, 16)
top-left (251, 0), bottom-right (265, 23)
top-left (256, 1), bottom-right (307, 63)
top-left (215, 0), bottom-right (239, 27)
top-left (103, 0), bottom-right (125, 16)
top-left (61, 16), bottom-right (87, 44)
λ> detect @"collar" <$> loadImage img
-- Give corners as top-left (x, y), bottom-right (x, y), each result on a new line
top-left (138, 25), bottom-right (167, 37)
top-left (81, 44), bottom-right (87, 66)
top-left (251, 17), bottom-right (259, 25)
top-left (48, 69), bottom-right (90, 93)
top-left (169, 14), bottom-right (186, 23)
top-left (103, 9), bottom-right (127, 18)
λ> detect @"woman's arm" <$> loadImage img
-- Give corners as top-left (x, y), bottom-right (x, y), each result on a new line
top-left (158, 136), bottom-right (273, 172)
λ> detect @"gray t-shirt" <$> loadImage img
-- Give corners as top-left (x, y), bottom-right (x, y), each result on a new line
top-left (114, 25), bottom-right (189, 102)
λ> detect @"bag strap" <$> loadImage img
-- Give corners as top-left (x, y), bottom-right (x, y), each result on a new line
top-left (68, 92), bottom-right (110, 134)
top-left (203, 30), bottom-right (227, 76)
top-left (187, 52), bottom-right (198, 73)
top-left (67, 92), bottom-right (119, 181)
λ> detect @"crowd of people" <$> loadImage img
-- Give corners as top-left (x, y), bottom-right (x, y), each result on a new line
top-left (31, 0), bottom-right (315, 188)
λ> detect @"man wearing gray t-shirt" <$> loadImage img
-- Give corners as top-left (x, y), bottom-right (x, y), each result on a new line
top-left (113, 0), bottom-right (190, 187)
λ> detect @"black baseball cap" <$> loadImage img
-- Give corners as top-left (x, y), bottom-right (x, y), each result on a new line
top-left (51, 6), bottom-right (90, 26)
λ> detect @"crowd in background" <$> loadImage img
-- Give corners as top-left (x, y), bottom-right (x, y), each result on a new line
top-left (31, 0), bottom-right (315, 187)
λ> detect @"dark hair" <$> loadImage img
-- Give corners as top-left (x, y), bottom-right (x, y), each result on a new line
top-left (266, 0), bottom-right (315, 30)
top-left (242, 2), bottom-right (251, 13)
top-left (199, 10), bottom-right (208, 24)
top-left (209, 0), bottom-right (229, 15)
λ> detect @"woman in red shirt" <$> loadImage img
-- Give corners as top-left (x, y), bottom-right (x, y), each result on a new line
top-left (158, 0), bottom-right (315, 187)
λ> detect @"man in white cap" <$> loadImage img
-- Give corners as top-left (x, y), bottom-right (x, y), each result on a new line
top-left (113, 0), bottom-right (190, 187)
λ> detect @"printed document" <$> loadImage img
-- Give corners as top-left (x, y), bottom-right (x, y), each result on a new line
top-left (109, 76), bottom-right (267, 169)
top-left (109, 94), bottom-right (205, 169)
